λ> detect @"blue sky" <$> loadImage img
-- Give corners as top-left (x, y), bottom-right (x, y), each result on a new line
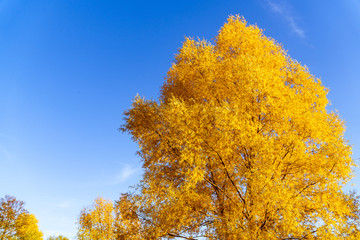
top-left (1, 0), bottom-right (359, 238)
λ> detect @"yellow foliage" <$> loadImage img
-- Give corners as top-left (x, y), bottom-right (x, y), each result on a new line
top-left (77, 195), bottom-right (142, 239)
top-left (77, 197), bottom-right (115, 240)
top-left (122, 16), bottom-right (358, 239)
top-left (15, 213), bottom-right (43, 240)
top-left (46, 235), bottom-right (69, 240)
top-left (0, 195), bottom-right (43, 240)
top-left (114, 193), bottom-right (142, 239)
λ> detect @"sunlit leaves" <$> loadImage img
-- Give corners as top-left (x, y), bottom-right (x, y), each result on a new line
top-left (0, 195), bottom-right (43, 240)
top-left (77, 197), bottom-right (115, 240)
top-left (122, 15), bottom-right (358, 239)
top-left (76, 195), bottom-right (142, 240)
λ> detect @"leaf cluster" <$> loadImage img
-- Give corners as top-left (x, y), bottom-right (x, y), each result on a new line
top-left (0, 195), bottom-right (43, 240)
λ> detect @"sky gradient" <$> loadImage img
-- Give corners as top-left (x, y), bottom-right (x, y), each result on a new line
top-left (1, 0), bottom-right (360, 238)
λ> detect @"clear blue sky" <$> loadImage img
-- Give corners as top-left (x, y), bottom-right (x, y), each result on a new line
top-left (1, 0), bottom-right (359, 238)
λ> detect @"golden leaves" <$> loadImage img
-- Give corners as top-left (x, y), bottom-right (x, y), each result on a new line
top-left (0, 195), bottom-right (43, 240)
top-left (121, 15), bottom-right (358, 239)
top-left (15, 213), bottom-right (43, 240)
top-left (76, 195), bottom-right (142, 240)
top-left (77, 197), bottom-right (115, 240)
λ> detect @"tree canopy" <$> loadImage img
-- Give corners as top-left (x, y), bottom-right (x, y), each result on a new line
top-left (47, 235), bottom-right (69, 240)
top-left (77, 197), bottom-right (115, 240)
top-left (0, 195), bottom-right (43, 240)
top-left (121, 16), bottom-right (358, 239)
top-left (76, 195), bottom-right (142, 240)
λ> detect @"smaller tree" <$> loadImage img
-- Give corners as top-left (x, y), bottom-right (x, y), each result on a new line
top-left (1, 195), bottom-right (26, 239)
top-left (0, 195), bottom-right (43, 240)
top-left (77, 195), bottom-right (142, 240)
top-left (77, 197), bottom-right (115, 240)
top-left (47, 235), bottom-right (69, 240)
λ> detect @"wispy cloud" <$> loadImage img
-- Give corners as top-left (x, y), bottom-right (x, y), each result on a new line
top-left (0, 133), bottom-right (16, 161)
top-left (57, 200), bottom-right (71, 209)
top-left (0, 144), bottom-right (14, 161)
top-left (114, 165), bottom-right (140, 184)
top-left (267, 1), bottom-right (305, 38)
top-left (74, 164), bottom-right (142, 188)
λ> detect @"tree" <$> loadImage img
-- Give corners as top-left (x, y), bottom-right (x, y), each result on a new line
top-left (77, 197), bottom-right (115, 240)
top-left (47, 235), bottom-right (69, 240)
top-left (0, 195), bottom-right (25, 240)
top-left (0, 195), bottom-right (43, 240)
top-left (76, 195), bottom-right (142, 240)
top-left (121, 16), bottom-right (358, 239)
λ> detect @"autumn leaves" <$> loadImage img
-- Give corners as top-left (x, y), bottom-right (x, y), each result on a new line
top-left (119, 16), bottom-right (358, 239)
